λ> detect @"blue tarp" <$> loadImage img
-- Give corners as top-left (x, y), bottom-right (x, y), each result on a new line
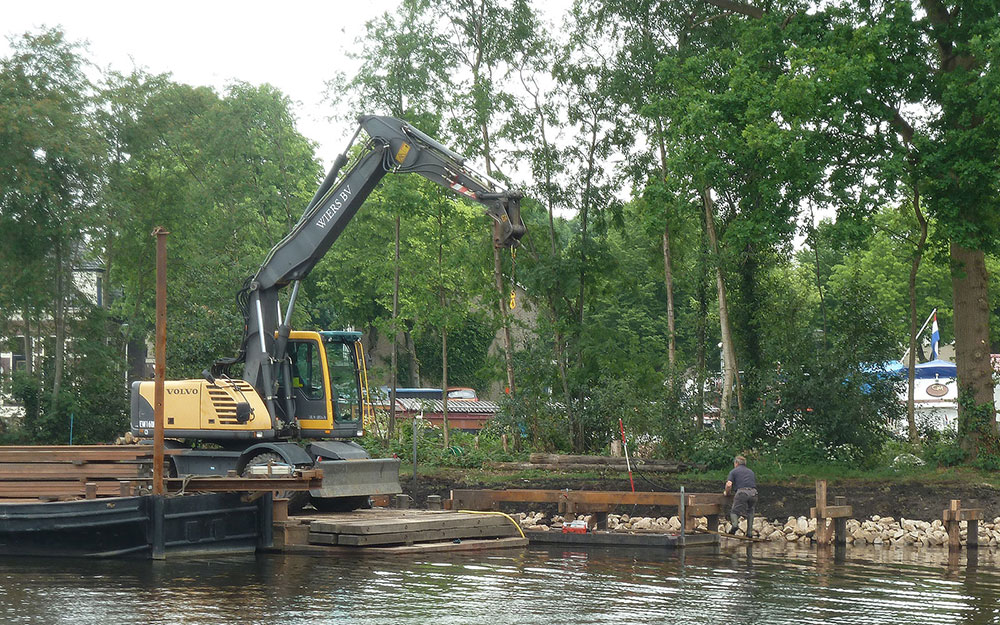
top-left (913, 359), bottom-right (957, 379)
top-left (864, 359), bottom-right (956, 380)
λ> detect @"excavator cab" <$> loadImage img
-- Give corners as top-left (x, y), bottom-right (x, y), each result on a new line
top-left (280, 330), bottom-right (373, 438)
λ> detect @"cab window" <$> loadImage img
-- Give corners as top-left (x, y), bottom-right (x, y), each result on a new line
top-left (291, 341), bottom-right (325, 401)
top-left (325, 340), bottom-right (361, 423)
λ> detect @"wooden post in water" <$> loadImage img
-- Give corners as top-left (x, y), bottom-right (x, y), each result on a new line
top-left (152, 226), bottom-right (169, 496)
top-left (833, 496), bottom-right (848, 546)
top-left (947, 499), bottom-right (961, 550)
top-left (812, 480), bottom-right (852, 546)
top-left (815, 480), bottom-right (828, 544)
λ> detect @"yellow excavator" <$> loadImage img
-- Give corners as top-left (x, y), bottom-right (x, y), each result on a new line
top-left (131, 115), bottom-right (525, 511)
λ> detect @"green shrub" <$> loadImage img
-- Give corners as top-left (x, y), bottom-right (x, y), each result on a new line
top-left (973, 453), bottom-right (1000, 472)
top-left (922, 429), bottom-right (967, 467)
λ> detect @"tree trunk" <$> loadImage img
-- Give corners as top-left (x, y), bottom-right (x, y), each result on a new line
top-left (703, 188), bottom-right (740, 426)
top-left (494, 246), bottom-right (516, 394)
top-left (656, 129), bottom-right (677, 372)
top-left (663, 226), bottom-right (677, 370)
top-left (696, 210), bottom-right (709, 429)
top-left (405, 329), bottom-right (420, 386)
top-left (389, 214), bottom-right (400, 441)
top-left (438, 205), bottom-right (449, 448)
top-left (441, 326), bottom-right (449, 448)
top-left (906, 186), bottom-right (928, 443)
top-left (951, 242), bottom-right (995, 457)
top-left (481, 115), bottom-right (516, 396)
top-left (22, 312), bottom-right (32, 375)
top-left (51, 240), bottom-right (66, 404)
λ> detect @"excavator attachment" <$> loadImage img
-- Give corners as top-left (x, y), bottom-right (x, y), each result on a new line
top-left (310, 457), bottom-right (402, 499)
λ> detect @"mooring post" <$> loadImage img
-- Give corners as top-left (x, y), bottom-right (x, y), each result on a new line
top-left (412, 413), bottom-right (420, 482)
top-left (834, 496), bottom-right (848, 546)
top-left (707, 513), bottom-right (719, 534)
top-left (968, 517), bottom-right (979, 549)
top-left (679, 486), bottom-right (686, 547)
top-left (814, 480), bottom-right (828, 544)
top-left (152, 226), bottom-right (169, 496)
top-left (947, 499), bottom-right (961, 550)
top-left (151, 495), bottom-right (166, 560)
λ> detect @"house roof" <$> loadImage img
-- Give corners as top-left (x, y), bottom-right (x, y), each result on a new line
top-left (394, 398), bottom-right (499, 415)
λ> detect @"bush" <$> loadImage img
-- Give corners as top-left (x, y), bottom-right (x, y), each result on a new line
top-left (688, 433), bottom-right (738, 470)
top-left (922, 429), bottom-right (967, 467)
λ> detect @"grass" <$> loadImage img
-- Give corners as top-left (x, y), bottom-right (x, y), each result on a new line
top-left (675, 461), bottom-right (1000, 488)
top-left (405, 457), bottom-right (1000, 491)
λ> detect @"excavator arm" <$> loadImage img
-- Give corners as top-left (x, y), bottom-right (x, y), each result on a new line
top-left (238, 115), bottom-right (525, 424)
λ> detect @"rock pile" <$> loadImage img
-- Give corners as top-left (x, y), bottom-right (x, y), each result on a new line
top-left (513, 511), bottom-right (1000, 548)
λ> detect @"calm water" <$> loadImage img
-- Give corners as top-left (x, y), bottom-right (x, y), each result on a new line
top-left (2, 543), bottom-right (1000, 624)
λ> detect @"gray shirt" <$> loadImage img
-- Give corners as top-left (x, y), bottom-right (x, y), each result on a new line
top-left (727, 464), bottom-right (756, 491)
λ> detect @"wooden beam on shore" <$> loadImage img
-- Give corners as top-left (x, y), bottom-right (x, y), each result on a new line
top-left (812, 480), bottom-right (852, 546)
top-left (942, 499), bottom-right (983, 550)
top-left (452, 488), bottom-right (729, 509)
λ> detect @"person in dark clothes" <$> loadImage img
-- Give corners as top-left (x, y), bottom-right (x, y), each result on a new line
top-left (723, 455), bottom-right (757, 536)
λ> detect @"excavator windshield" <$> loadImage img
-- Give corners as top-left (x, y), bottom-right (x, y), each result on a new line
top-left (320, 331), bottom-right (366, 425)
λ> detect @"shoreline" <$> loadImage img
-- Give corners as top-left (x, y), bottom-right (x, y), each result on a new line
top-left (514, 511), bottom-right (1000, 548)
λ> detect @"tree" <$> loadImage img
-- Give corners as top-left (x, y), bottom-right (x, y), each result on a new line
top-left (0, 28), bottom-right (100, 413)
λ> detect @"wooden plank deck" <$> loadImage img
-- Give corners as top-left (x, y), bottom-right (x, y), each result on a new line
top-left (271, 508), bottom-right (528, 555)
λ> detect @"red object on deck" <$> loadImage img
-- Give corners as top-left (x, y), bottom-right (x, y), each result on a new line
top-left (562, 520), bottom-right (588, 534)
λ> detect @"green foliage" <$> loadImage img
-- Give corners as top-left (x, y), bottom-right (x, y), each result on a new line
top-left (922, 429), bottom-right (968, 468)
top-left (3, 6), bottom-right (1000, 470)
top-left (360, 421), bottom-right (520, 469)
top-left (414, 313), bottom-right (497, 393)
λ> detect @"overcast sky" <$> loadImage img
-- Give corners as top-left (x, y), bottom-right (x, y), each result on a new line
top-left (3, 1), bottom-right (572, 170)
top-left (1, 0), bottom-right (442, 166)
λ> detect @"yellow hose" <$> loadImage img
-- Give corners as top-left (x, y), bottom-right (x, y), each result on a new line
top-left (458, 509), bottom-right (526, 539)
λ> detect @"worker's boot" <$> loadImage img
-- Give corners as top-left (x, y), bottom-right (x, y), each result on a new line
top-left (728, 512), bottom-right (740, 535)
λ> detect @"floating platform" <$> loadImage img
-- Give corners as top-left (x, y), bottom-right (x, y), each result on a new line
top-left (271, 508), bottom-right (528, 555)
top-left (0, 492), bottom-right (272, 559)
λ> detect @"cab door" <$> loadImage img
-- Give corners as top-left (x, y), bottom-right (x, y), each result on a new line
top-left (323, 338), bottom-right (365, 437)
top-left (286, 338), bottom-right (332, 425)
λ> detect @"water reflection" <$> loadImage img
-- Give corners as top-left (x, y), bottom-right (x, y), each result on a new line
top-left (3, 544), bottom-right (1000, 624)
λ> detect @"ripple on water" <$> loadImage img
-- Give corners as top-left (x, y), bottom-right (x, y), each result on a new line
top-left (2, 545), bottom-right (1000, 624)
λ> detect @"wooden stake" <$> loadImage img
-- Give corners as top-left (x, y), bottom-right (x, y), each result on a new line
top-left (815, 480), bottom-right (828, 544)
top-left (948, 499), bottom-right (961, 550)
top-left (834, 496), bottom-right (848, 546)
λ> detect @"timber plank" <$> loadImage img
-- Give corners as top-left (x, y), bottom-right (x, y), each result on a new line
top-left (324, 524), bottom-right (519, 547)
top-left (488, 462), bottom-right (685, 473)
top-left (0, 481), bottom-right (132, 498)
top-left (452, 488), bottom-right (724, 508)
top-left (809, 505), bottom-right (852, 518)
top-left (528, 453), bottom-right (688, 468)
top-left (310, 512), bottom-right (509, 535)
top-left (0, 463), bottom-right (151, 478)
